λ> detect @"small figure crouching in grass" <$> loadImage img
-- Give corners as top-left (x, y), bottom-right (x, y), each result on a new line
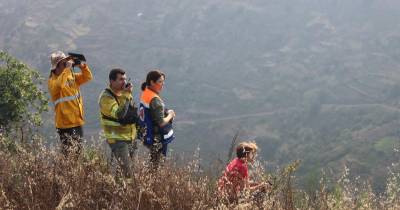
top-left (218, 141), bottom-right (269, 204)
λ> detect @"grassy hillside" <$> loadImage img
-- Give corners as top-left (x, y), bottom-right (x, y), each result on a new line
top-left (1, 0), bottom-right (400, 190)
top-left (1, 134), bottom-right (400, 209)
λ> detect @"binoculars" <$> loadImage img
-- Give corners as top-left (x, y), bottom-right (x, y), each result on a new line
top-left (68, 52), bottom-right (86, 66)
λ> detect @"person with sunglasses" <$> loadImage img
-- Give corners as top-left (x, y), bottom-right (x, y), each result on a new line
top-left (218, 141), bottom-right (268, 203)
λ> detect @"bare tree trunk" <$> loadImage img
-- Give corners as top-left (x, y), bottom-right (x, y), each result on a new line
top-left (20, 125), bottom-right (24, 143)
top-left (227, 130), bottom-right (241, 164)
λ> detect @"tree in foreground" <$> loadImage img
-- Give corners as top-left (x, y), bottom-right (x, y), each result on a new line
top-left (0, 51), bottom-right (48, 140)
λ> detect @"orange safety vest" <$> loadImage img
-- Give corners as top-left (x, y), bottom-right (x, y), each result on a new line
top-left (140, 87), bottom-right (160, 108)
top-left (48, 64), bottom-right (92, 129)
top-left (139, 88), bottom-right (174, 148)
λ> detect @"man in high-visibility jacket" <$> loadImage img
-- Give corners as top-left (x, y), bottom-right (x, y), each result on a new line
top-left (99, 68), bottom-right (137, 177)
top-left (48, 51), bottom-right (92, 156)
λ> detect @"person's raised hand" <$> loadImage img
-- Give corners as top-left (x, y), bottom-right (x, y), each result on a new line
top-left (77, 63), bottom-right (87, 69)
top-left (123, 82), bottom-right (133, 93)
top-left (168, 109), bottom-right (176, 119)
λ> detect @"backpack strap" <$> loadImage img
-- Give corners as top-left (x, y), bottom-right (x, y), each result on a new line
top-left (101, 88), bottom-right (137, 125)
top-left (104, 88), bottom-right (120, 105)
top-left (101, 88), bottom-right (120, 123)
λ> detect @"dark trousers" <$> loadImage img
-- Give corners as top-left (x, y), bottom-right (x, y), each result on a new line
top-left (57, 126), bottom-right (83, 157)
top-left (147, 140), bottom-right (168, 170)
top-left (109, 141), bottom-right (132, 178)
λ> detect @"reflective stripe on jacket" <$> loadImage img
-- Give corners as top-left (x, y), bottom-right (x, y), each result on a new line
top-left (139, 88), bottom-right (174, 145)
top-left (98, 88), bottom-right (136, 143)
top-left (48, 64), bottom-right (92, 129)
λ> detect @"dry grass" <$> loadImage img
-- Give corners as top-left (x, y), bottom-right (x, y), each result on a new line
top-left (1, 133), bottom-right (400, 210)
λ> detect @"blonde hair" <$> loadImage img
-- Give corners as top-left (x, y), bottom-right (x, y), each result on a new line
top-left (236, 141), bottom-right (258, 158)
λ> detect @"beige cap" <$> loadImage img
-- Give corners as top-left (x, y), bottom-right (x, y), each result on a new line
top-left (50, 51), bottom-right (69, 71)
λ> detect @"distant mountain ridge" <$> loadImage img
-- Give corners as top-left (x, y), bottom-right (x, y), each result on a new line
top-left (2, 0), bottom-right (400, 190)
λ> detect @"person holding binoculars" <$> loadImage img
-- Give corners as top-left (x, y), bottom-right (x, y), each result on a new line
top-left (48, 51), bottom-right (92, 157)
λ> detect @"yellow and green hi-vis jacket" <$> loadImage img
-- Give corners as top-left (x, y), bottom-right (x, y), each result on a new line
top-left (98, 87), bottom-right (137, 144)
